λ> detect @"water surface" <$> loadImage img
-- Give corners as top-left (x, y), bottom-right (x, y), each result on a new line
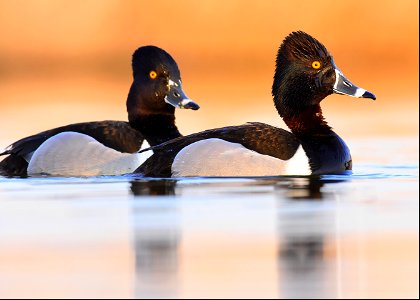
top-left (0, 137), bottom-right (418, 298)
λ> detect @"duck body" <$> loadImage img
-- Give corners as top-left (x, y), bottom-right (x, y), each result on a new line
top-left (0, 46), bottom-right (199, 177)
top-left (136, 122), bottom-right (301, 177)
top-left (26, 131), bottom-right (150, 176)
top-left (136, 123), bottom-right (350, 177)
top-left (0, 120), bottom-right (143, 177)
top-left (136, 31), bottom-right (374, 177)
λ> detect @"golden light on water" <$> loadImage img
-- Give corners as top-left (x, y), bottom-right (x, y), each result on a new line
top-left (0, 2), bottom-right (418, 298)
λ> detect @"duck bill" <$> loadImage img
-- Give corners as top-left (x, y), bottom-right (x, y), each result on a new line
top-left (333, 69), bottom-right (376, 100)
top-left (165, 80), bottom-right (200, 110)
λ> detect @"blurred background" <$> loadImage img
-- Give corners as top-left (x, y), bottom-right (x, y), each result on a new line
top-left (0, 2), bottom-right (418, 298)
top-left (0, 0), bottom-right (418, 143)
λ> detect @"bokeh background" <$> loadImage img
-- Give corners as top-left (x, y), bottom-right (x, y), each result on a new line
top-left (0, 2), bottom-right (418, 298)
top-left (0, 0), bottom-right (418, 144)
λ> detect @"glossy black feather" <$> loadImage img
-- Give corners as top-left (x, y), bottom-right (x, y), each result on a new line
top-left (0, 121), bottom-right (143, 177)
top-left (136, 122), bottom-right (300, 177)
top-left (0, 155), bottom-right (30, 178)
top-left (2, 121), bottom-right (143, 157)
top-left (298, 132), bottom-right (352, 174)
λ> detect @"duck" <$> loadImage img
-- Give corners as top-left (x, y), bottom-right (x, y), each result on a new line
top-left (134, 31), bottom-right (376, 177)
top-left (0, 46), bottom-right (199, 177)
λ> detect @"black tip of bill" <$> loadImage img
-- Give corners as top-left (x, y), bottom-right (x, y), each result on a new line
top-left (362, 90), bottom-right (376, 100)
top-left (180, 99), bottom-right (200, 110)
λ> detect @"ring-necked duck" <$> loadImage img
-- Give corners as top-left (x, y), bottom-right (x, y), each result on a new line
top-left (135, 31), bottom-right (375, 177)
top-left (0, 46), bottom-right (199, 177)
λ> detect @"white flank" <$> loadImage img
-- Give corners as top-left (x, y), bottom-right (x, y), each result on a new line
top-left (284, 145), bottom-right (311, 175)
top-left (172, 139), bottom-right (311, 177)
top-left (27, 132), bottom-right (152, 176)
top-left (172, 139), bottom-right (283, 177)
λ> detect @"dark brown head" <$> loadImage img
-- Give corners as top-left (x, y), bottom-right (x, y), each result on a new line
top-left (127, 46), bottom-right (199, 124)
top-left (272, 31), bottom-right (375, 119)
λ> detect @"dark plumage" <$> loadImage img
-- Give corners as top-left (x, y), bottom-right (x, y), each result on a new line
top-left (135, 31), bottom-right (375, 177)
top-left (127, 46), bottom-right (195, 146)
top-left (0, 46), bottom-right (199, 177)
top-left (136, 122), bottom-right (300, 177)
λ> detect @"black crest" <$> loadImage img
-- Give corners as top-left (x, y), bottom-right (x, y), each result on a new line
top-left (278, 31), bottom-right (329, 61)
top-left (131, 46), bottom-right (180, 78)
top-left (272, 31), bottom-right (332, 104)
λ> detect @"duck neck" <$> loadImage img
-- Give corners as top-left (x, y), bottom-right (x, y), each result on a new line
top-left (273, 70), bottom-right (333, 137)
top-left (129, 113), bottom-right (181, 146)
top-left (280, 103), bottom-right (332, 137)
top-left (127, 81), bottom-right (181, 146)
top-left (277, 97), bottom-right (351, 174)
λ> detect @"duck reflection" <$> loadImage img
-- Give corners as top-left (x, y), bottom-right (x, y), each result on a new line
top-left (276, 177), bottom-right (342, 298)
top-left (130, 179), bottom-right (177, 196)
top-left (282, 177), bottom-right (324, 199)
top-left (129, 179), bottom-right (180, 298)
top-left (127, 176), bottom-right (346, 298)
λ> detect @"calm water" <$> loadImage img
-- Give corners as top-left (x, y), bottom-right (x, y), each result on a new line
top-left (0, 137), bottom-right (418, 298)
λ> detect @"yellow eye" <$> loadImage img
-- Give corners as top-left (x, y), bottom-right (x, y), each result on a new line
top-left (149, 70), bottom-right (157, 79)
top-left (312, 61), bottom-right (321, 69)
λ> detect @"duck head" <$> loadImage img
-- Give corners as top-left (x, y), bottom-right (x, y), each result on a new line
top-left (127, 46), bottom-right (199, 123)
top-left (272, 31), bottom-right (375, 120)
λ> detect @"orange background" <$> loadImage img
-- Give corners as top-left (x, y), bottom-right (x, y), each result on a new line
top-left (0, 0), bottom-right (418, 143)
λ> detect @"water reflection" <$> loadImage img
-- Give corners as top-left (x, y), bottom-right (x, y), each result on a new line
top-left (130, 179), bottom-right (177, 196)
top-left (130, 179), bottom-right (180, 298)
top-left (279, 177), bottom-right (324, 200)
top-left (128, 177), bottom-right (347, 298)
top-left (276, 177), bottom-right (339, 298)
top-left (0, 147), bottom-right (416, 298)
top-left (133, 218), bottom-right (180, 298)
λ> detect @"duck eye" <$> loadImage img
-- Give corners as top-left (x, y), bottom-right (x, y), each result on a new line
top-left (149, 70), bottom-right (157, 79)
top-left (312, 61), bottom-right (321, 69)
